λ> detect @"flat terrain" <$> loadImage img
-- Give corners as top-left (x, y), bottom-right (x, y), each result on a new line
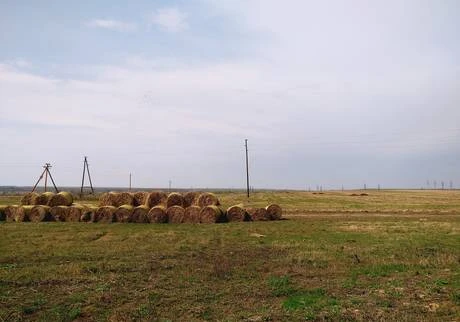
top-left (0, 190), bottom-right (459, 321)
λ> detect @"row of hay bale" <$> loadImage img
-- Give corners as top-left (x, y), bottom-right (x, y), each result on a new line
top-left (99, 191), bottom-right (220, 208)
top-left (20, 191), bottom-right (74, 207)
top-left (0, 204), bottom-right (282, 223)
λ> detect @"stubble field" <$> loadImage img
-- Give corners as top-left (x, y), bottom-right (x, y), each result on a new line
top-left (0, 190), bottom-right (459, 321)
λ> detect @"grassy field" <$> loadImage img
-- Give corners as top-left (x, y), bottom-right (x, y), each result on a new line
top-left (0, 190), bottom-right (459, 321)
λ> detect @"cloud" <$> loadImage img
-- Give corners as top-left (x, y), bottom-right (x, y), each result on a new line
top-left (149, 7), bottom-right (188, 32)
top-left (85, 19), bottom-right (137, 32)
top-left (5, 59), bottom-right (31, 68)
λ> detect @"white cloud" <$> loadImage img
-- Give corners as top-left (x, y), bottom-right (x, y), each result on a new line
top-left (9, 59), bottom-right (31, 68)
top-left (149, 8), bottom-right (188, 32)
top-left (85, 19), bottom-right (137, 32)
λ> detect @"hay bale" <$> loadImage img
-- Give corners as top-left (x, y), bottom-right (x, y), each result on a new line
top-left (115, 205), bottom-right (134, 223)
top-left (67, 204), bottom-right (87, 222)
top-left (265, 204), bottom-right (283, 220)
top-left (132, 205), bottom-right (150, 223)
top-left (200, 205), bottom-right (226, 224)
top-left (36, 192), bottom-right (55, 205)
top-left (146, 191), bottom-right (167, 208)
top-left (49, 191), bottom-right (74, 207)
top-left (81, 206), bottom-right (98, 222)
top-left (226, 205), bottom-right (248, 222)
top-left (114, 192), bottom-right (134, 207)
top-left (247, 208), bottom-right (270, 221)
top-left (184, 206), bottom-right (201, 223)
top-left (166, 192), bottom-right (185, 208)
top-left (133, 191), bottom-right (149, 206)
top-left (183, 191), bottom-right (200, 208)
top-left (0, 205), bottom-right (6, 221)
top-left (5, 205), bottom-right (32, 222)
top-left (29, 205), bottom-right (52, 222)
top-left (20, 192), bottom-right (39, 205)
top-left (50, 206), bottom-right (70, 222)
top-left (5, 206), bottom-right (19, 222)
top-left (197, 192), bottom-right (220, 207)
top-left (148, 206), bottom-right (168, 223)
top-left (94, 206), bottom-right (116, 223)
top-left (99, 192), bottom-right (116, 206)
top-left (167, 205), bottom-right (186, 224)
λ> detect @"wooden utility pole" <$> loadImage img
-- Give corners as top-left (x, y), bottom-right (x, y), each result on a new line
top-left (129, 173), bottom-right (132, 192)
top-left (245, 139), bottom-right (250, 198)
top-left (80, 156), bottom-right (94, 197)
top-left (32, 163), bottom-right (59, 193)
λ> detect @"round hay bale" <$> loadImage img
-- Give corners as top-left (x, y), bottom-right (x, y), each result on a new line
top-left (183, 191), bottom-right (200, 208)
top-left (29, 205), bottom-right (52, 222)
top-left (36, 192), bottom-right (55, 205)
top-left (146, 191), bottom-right (167, 208)
top-left (197, 192), bottom-right (220, 208)
top-left (167, 205), bottom-right (186, 224)
top-left (20, 192), bottom-right (39, 205)
top-left (5, 206), bottom-right (19, 222)
top-left (265, 204), bottom-right (283, 220)
top-left (132, 205), bottom-right (150, 223)
top-left (115, 205), bottom-right (134, 223)
top-left (133, 191), bottom-right (149, 206)
top-left (67, 204), bottom-right (87, 222)
top-left (200, 205), bottom-right (226, 224)
top-left (166, 192), bottom-right (185, 208)
top-left (99, 192), bottom-right (117, 206)
top-left (0, 205), bottom-right (6, 221)
top-left (50, 206), bottom-right (70, 222)
top-left (5, 205), bottom-right (32, 222)
top-left (49, 191), bottom-right (74, 207)
top-left (95, 206), bottom-right (116, 223)
top-left (247, 208), bottom-right (270, 221)
top-left (226, 205), bottom-right (248, 222)
top-left (81, 206), bottom-right (98, 222)
top-left (184, 206), bottom-right (201, 223)
top-left (114, 192), bottom-right (134, 207)
top-left (148, 206), bottom-right (168, 223)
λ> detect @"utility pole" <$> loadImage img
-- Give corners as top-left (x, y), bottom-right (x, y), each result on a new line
top-left (245, 139), bottom-right (250, 198)
top-left (80, 156), bottom-right (94, 197)
top-left (32, 163), bottom-right (59, 193)
top-left (129, 173), bottom-right (132, 192)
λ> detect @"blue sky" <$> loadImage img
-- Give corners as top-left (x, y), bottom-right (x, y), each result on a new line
top-left (1, 0), bottom-right (459, 189)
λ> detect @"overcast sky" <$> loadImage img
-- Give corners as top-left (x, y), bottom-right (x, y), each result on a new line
top-left (1, 0), bottom-right (459, 190)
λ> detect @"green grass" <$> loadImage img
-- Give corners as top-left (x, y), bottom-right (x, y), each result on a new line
top-left (0, 190), bottom-right (459, 320)
top-left (283, 288), bottom-right (340, 320)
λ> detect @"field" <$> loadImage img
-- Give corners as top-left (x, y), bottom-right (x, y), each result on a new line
top-left (0, 190), bottom-right (459, 321)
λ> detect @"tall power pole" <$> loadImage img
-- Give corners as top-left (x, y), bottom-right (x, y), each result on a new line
top-left (32, 163), bottom-right (59, 193)
top-left (245, 139), bottom-right (250, 198)
top-left (80, 156), bottom-right (94, 197)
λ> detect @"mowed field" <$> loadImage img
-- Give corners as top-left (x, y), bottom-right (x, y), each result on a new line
top-left (0, 190), bottom-right (459, 321)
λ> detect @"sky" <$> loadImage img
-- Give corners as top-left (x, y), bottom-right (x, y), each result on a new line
top-left (0, 0), bottom-right (459, 190)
